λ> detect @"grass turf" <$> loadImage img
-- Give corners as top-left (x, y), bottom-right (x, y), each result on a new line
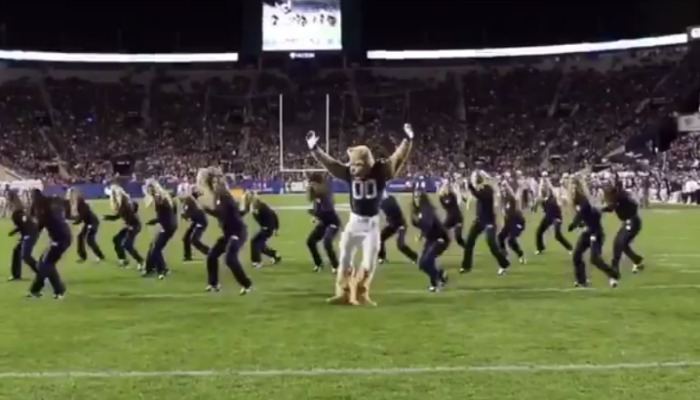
top-left (0, 194), bottom-right (699, 400)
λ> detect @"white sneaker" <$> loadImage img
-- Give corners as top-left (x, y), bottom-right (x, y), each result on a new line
top-left (519, 257), bottom-right (527, 265)
top-left (632, 263), bottom-right (644, 273)
top-left (240, 286), bottom-right (252, 296)
top-left (497, 268), bottom-right (507, 276)
top-left (609, 278), bottom-right (618, 288)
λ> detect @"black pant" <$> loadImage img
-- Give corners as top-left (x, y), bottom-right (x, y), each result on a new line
top-left (113, 225), bottom-right (144, 264)
top-left (498, 219), bottom-right (525, 258)
top-left (251, 228), bottom-right (278, 263)
top-left (11, 234), bottom-right (38, 279)
top-left (462, 220), bottom-right (510, 272)
top-left (146, 229), bottom-right (175, 273)
top-left (77, 222), bottom-right (104, 261)
top-left (419, 237), bottom-right (448, 286)
top-left (611, 216), bottom-right (643, 271)
top-left (206, 233), bottom-right (252, 289)
top-left (444, 217), bottom-right (465, 248)
top-left (378, 223), bottom-right (418, 263)
top-left (572, 229), bottom-right (619, 285)
top-left (307, 222), bottom-right (339, 269)
top-left (183, 222), bottom-right (209, 260)
top-left (30, 238), bottom-right (71, 295)
top-left (535, 216), bottom-right (573, 252)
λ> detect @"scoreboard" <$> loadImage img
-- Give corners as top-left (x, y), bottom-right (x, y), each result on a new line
top-left (262, 0), bottom-right (342, 52)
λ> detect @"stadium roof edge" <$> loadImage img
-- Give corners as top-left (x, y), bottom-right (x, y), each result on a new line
top-left (366, 33), bottom-right (689, 60)
top-left (0, 51), bottom-right (238, 63)
top-left (0, 31), bottom-right (688, 63)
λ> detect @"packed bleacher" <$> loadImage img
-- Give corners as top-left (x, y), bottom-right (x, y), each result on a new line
top-left (0, 43), bottom-right (698, 185)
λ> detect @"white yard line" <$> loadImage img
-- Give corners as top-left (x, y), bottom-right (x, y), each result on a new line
top-left (1, 360), bottom-right (700, 379)
top-left (73, 283), bottom-right (700, 300)
top-left (656, 253), bottom-right (700, 258)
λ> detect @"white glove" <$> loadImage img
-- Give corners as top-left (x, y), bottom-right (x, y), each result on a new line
top-left (403, 123), bottom-right (414, 140)
top-left (306, 130), bottom-right (319, 150)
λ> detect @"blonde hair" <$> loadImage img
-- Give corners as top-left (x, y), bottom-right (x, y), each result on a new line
top-left (437, 181), bottom-right (451, 196)
top-left (196, 167), bottom-right (226, 209)
top-left (501, 181), bottom-right (521, 210)
top-left (109, 184), bottom-right (129, 213)
top-left (567, 174), bottom-right (590, 203)
top-left (538, 177), bottom-right (550, 200)
top-left (65, 187), bottom-right (80, 217)
top-left (241, 191), bottom-right (259, 210)
top-left (143, 178), bottom-right (173, 209)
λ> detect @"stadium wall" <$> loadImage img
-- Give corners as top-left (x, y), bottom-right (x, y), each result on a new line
top-left (37, 178), bottom-right (433, 200)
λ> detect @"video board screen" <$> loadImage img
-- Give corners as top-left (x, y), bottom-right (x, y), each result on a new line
top-left (262, 0), bottom-right (342, 52)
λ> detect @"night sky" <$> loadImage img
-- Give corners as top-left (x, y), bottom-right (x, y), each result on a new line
top-left (0, 0), bottom-right (697, 53)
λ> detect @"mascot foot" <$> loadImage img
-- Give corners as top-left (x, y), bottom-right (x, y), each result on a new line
top-left (326, 295), bottom-right (348, 305)
top-left (356, 269), bottom-right (377, 306)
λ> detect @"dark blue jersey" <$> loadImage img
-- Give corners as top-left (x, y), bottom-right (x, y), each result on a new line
top-left (380, 195), bottom-right (406, 226)
top-left (73, 199), bottom-right (99, 226)
top-left (182, 200), bottom-right (207, 226)
top-left (602, 191), bottom-right (638, 221)
top-left (310, 194), bottom-right (340, 226)
top-left (342, 161), bottom-right (389, 217)
top-left (105, 199), bottom-right (140, 228)
top-left (542, 194), bottom-right (562, 219)
top-left (10, 209), bottom-right (38, 237)
top-left (40, 199), bottom-right (72, 243)
top-left (468, 183), bottom-right (496, 224)
top-left (503, 195), bottom-right (525, 225)
top-left (147, 200), bottom-right (178, 231)
top-left (413, 204), bottom-right (447, 241)
top-left (439, 191), bottom-right (463, 222)
top-left (571, 196), bottom-right (602, 232)
top-left (250, 202), bottom-right (279, 231)
top-left (207, 194), bottom-right (246, 237)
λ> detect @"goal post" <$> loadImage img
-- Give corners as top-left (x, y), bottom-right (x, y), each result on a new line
top-left (278, 93), bottom-right (331, 173)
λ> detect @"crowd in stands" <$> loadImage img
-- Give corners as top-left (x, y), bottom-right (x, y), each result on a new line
top-left (0, 43), bottom-right (698, 184)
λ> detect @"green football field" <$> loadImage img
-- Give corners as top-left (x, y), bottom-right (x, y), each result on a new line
top-left (1, 194), bottom-right (699, 400)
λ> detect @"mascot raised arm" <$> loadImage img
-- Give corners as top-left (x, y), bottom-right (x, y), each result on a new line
top-left (306, 123), bottom-right (414, 306)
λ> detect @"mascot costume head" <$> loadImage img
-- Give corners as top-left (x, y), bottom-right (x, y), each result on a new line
top-left (347, 145), bottom-right (374, 178)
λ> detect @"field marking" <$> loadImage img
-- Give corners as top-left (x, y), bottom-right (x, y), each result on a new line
top-left (657, 253), bottom-right (700, 258)
top-left (73, 283), bottom-right (700, 300)
top-left (1, 360), bottom-right (700, 379)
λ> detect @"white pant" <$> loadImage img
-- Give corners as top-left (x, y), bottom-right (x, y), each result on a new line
top-left (339, 213), bottom-right (381, 272)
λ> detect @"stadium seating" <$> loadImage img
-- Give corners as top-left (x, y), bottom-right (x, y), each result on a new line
top-left (0, 43), bottom-right (697, 183)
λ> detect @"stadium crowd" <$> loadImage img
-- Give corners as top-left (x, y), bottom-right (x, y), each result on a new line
top-left (0, 44), bottom-right (697, 184)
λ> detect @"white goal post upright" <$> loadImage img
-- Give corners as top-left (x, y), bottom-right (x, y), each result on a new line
top-left (279, 93), bottom-right (330, 173)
